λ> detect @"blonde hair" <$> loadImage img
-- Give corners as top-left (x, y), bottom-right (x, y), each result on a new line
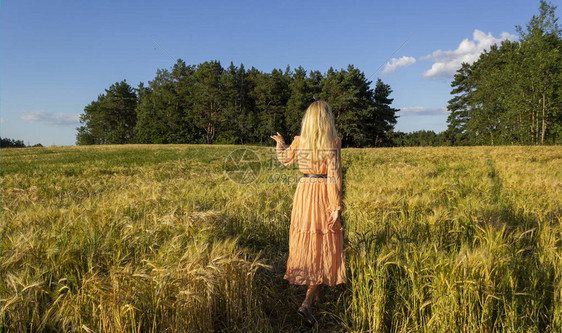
top-left (299, 100), bottom-right (338, 164)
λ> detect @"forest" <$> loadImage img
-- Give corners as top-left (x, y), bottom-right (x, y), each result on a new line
top-left (75, 63), bottom-right (400, 148)
top-left (75, 1), bottom-right (561, 147)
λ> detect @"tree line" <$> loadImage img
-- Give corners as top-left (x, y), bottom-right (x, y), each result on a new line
top-left (76, 63), bottom-right (400, 148)
top-left (1, 137), bottom-right (26, 148)
top-left (0, 137), bottom-right (43, 148)
top-left (444, 0), bottom-right (562, 145)
top-left (393, 130), bottom-right (450, 147)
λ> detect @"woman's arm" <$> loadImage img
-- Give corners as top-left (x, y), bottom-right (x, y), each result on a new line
top-left (327, 137), bottom-right (342, 214)
top-left (272, 133), bottom-right (299, 167)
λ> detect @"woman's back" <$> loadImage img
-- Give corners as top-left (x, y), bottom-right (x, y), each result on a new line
top-left (295, 136), bottom-right (341, 174)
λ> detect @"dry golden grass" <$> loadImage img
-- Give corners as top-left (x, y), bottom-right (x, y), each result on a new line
top-left (1, 144), bottom-right (561, 332)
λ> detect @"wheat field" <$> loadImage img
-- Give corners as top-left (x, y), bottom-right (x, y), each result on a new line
top-left (1, 144), bottom-right (561, 332)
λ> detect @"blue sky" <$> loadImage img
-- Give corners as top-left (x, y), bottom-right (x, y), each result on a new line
top-left (0, 0), bottom-right (550, 146)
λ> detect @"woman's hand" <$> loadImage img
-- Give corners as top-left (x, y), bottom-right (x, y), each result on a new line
top-left (270, 132), bottom-right (285, 145)
top-left (327, 210), bottom-right (340, 230)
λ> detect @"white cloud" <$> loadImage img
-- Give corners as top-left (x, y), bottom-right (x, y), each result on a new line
top-left (21, 111), bottom-right (80, 127)
top-left (382, 56), bottom-right (416, 74)
top-left (398, 106), bottom-right (448, 116)
top-left (421, 29), bottom-right (517, 79)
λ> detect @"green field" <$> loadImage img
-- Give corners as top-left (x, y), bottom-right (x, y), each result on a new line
top-left (1, 144), bottom-right (561, 332)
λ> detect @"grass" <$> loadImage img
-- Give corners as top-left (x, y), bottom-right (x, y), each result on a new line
top-left (1, 144), bottom-right (561, 332)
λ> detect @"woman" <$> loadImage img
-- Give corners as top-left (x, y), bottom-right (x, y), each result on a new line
top-left (270, 100), bottom-right (346, 326)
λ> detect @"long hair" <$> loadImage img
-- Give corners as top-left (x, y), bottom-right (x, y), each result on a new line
top-left (299, 100), bottom-right (338, 164)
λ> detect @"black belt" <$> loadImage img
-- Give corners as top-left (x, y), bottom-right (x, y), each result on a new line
top-left (302, 173), bottom-right (327, 178)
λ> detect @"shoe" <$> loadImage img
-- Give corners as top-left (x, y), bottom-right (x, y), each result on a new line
top-left (297, 305), bottom-right (316, 326)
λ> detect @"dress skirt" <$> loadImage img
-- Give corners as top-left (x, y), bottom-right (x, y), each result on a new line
top-left (283, 177), bottom-right (346, 286)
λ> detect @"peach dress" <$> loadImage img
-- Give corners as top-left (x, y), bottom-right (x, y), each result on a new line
top-left (276, 135), bottom-right (346, 286)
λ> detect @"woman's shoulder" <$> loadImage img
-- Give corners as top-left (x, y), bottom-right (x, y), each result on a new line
top-left (292, 136), bottom-right (301, 146)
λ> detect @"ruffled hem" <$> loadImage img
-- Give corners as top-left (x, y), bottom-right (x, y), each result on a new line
top-left (283, 274), bottom-right (346, 287)
top-left (285, 223), bottom-right (346, 286)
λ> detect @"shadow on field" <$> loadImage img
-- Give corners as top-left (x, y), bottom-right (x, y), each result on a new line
top-left (465, 154), bottom-right (560, 331)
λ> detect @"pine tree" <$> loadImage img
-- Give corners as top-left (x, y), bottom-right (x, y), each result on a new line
top-left (371, 78), bottom-right (399, 147)
top-left (192, 61), bottom-right (224, 144)
top-left (76, 80), bottom-right (137, 145)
